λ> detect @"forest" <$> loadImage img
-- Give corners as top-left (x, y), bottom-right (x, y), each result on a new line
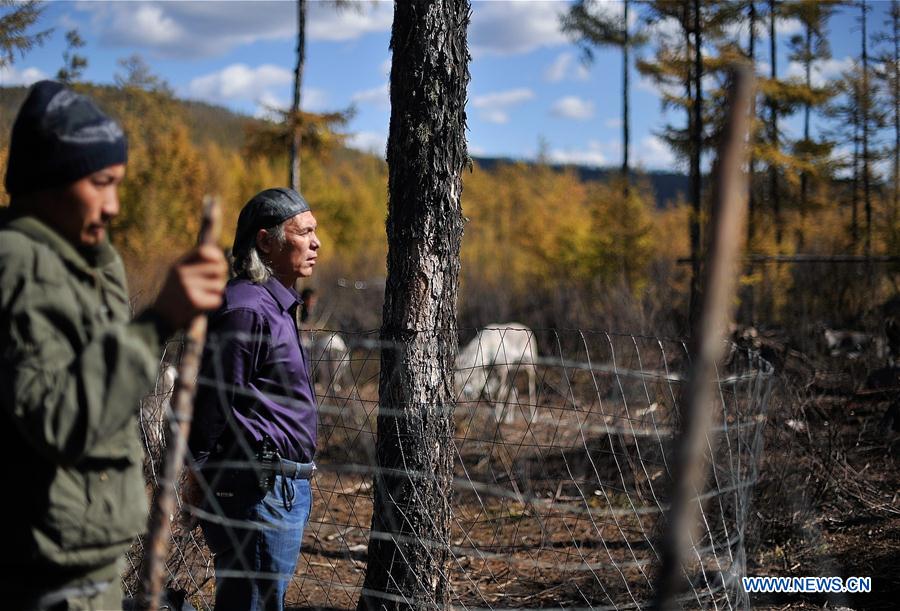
top-left (1, 1), bottom-right (899, 610)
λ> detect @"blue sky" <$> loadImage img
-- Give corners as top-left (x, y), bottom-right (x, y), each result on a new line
top-left (0, 1), bottom-right (890, 172)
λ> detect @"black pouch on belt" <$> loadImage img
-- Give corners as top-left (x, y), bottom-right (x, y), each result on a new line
top-left (255, 436), bottom-right (279, 494)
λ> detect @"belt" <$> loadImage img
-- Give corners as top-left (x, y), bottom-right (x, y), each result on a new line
top-left (278, 458), bottom-right (316, 480)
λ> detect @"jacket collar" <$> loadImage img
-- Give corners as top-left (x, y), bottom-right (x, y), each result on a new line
top-left (2, 213), bottom-right (118, 275)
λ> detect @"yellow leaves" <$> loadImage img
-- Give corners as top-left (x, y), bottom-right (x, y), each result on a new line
top-left (460, 164), bottom-right (658, 297)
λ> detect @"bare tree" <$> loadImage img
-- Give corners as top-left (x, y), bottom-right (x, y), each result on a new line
top-left (768, 0), bottom-right (782, 246)
top-left (290, 0), bottom-right (307, 191)
top-left (357, 0), bottom-right (470, 609)
top-left (290, 0), bottom-right (360, 191)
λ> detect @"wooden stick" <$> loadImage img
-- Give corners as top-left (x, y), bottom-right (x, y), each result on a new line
top-left (136, 196), bottom-right (222, 611)
top-left (652, 66), bottom-right (754, 610)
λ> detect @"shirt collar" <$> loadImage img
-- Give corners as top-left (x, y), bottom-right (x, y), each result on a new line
top-left (261, 277), bottom-right (302, 312)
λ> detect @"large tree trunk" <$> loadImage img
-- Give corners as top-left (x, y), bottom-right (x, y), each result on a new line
top-left (358, 1), bottom-right (470, 610)
top-left (290, 0), bottom-right (306, 191)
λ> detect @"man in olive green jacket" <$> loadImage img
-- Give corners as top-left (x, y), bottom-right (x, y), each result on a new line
top-left (0, 81), bottom-right (228, 609)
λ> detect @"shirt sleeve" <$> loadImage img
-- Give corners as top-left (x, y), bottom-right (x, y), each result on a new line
top-left (0, 249), bottom-right (159, 465)
top-left (188, 307), bottom-right (266, 468)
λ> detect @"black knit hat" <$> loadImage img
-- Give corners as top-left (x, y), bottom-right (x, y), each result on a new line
top-left (233, 187), bottom-right (311, 255)
top-left (5, 80), bottom-right (128, 197)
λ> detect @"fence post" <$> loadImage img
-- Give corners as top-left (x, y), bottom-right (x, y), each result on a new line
top-left (136, 196), bottom-right (222, 611)
top-left (652, 66), bottom-right (755, 610)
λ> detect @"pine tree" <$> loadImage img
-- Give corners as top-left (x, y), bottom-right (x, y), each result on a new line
top-left (0, 0), bottom-right (49, 68)
top-left (561, 0), bottom-right (647, 190)
top-left (637, 0), bottom-right (742, 330)
top-left (875, 0), bottom-right (900, 236)
top-left (56, 29), bottom-right (87, 84)
top-left (782, 0), bottom-right (840, 248)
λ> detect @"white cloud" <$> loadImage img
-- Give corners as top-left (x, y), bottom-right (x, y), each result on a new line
top-left (0, 65), bottom-right (45, 86)
top-left (548, 139), bottom-right (611, 167)
top-left (352, 82), bottom-right (390, 110)
top-left (255, 91), bottom-right (288, 120)
top-left (307, 1), bottom-right (394, 42)
top-left (347, 131), bottom-right (387, 156)
top-left (636, 71), bottom-right (681, 101)
top-left (725, 15), bottom-right (803, 43)
top-left (76, 0), bottom-right (392, 58)
top-left (775, 16), bottom-right (804, 38)
top-left (551, 96), bottom-right (595, 121)
top-left (544, 52), bottom-right (590, 82)
top-left (545, 53), bottom-right (571, 82)
top-left (302, 88), bottom-right (329, 113)
top-left (605, 117), bottom-right (623, 129)
top-left (646, 14), bottom-right (682, 43)
top-left (472, 88), bottom-right (535, 108)
top-left (786, 55), bottom-right (855, 88)
top-left (189, 63), bottom-right (292, 102)
top-left (634, 135), bottom-right (676, 171)
top-left (380, 58), bottom-right (392, 78)
top-left (186, 63), bottom-right (330, 116)
top-left (470, 1), bottom-right (568, 56)
top-left (546, 135), bottom-right (677, 171)
top-left (480, 109), bottom-right (511, 124)
top-left (471, 88), bottom-right (535, 124)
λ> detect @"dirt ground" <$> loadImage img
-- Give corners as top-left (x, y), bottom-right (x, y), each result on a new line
top-left (288, 346), bottom-right (900, 611)
top-left (746, 386), bottom-right (900, 611)
top-left (136, 337), bottom-right (900, 610)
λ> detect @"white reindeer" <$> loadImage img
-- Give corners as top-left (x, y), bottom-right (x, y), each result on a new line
top-left (824, 328), bottom-right (887, 360)
top-left (455, 322), bottom-right (538, 423)
top-left (303, 331), bottom-right (353, 393)
top-left (141, 364), bottom-right (178, 459)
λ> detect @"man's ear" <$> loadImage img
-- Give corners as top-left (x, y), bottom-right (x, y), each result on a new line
top-left (256, 228), bottom-right (271, 254)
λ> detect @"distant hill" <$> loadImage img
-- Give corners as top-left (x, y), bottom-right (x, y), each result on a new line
top-left (0, 85), bottom-right (258, 151)
top-left (0, 85), bottom-right (688, 208)
top-left (472, 156), bottom-right (689, 208)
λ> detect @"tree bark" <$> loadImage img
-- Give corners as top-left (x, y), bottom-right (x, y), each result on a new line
top-left (290, 0), bottom-right (306, 191)
top-left (357, 1), bottom-right (470, 610)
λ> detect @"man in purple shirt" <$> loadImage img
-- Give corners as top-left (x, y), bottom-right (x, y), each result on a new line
top-left (188, 187), bottom-right (320, 611)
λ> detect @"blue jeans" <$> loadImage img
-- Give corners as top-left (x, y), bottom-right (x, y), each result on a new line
top-left (200, 474), bottom-right (312, 611)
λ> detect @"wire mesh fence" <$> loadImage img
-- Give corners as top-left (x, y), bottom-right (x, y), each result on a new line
top-left (124, 326), bottom-right (773, 610)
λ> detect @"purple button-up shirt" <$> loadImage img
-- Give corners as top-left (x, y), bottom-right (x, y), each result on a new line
top-left (189, 277), bottom-right (318, 465)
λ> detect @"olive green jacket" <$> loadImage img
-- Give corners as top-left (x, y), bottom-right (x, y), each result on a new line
top-left (0, 213), bottom-right (169, 583)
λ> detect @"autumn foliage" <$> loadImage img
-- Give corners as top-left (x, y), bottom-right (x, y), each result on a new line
top-left (0, 83), bottom-right (897, 335)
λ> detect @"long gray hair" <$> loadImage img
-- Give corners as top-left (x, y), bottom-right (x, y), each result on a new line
top-left (232, 221), bottom-right (286, 284)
